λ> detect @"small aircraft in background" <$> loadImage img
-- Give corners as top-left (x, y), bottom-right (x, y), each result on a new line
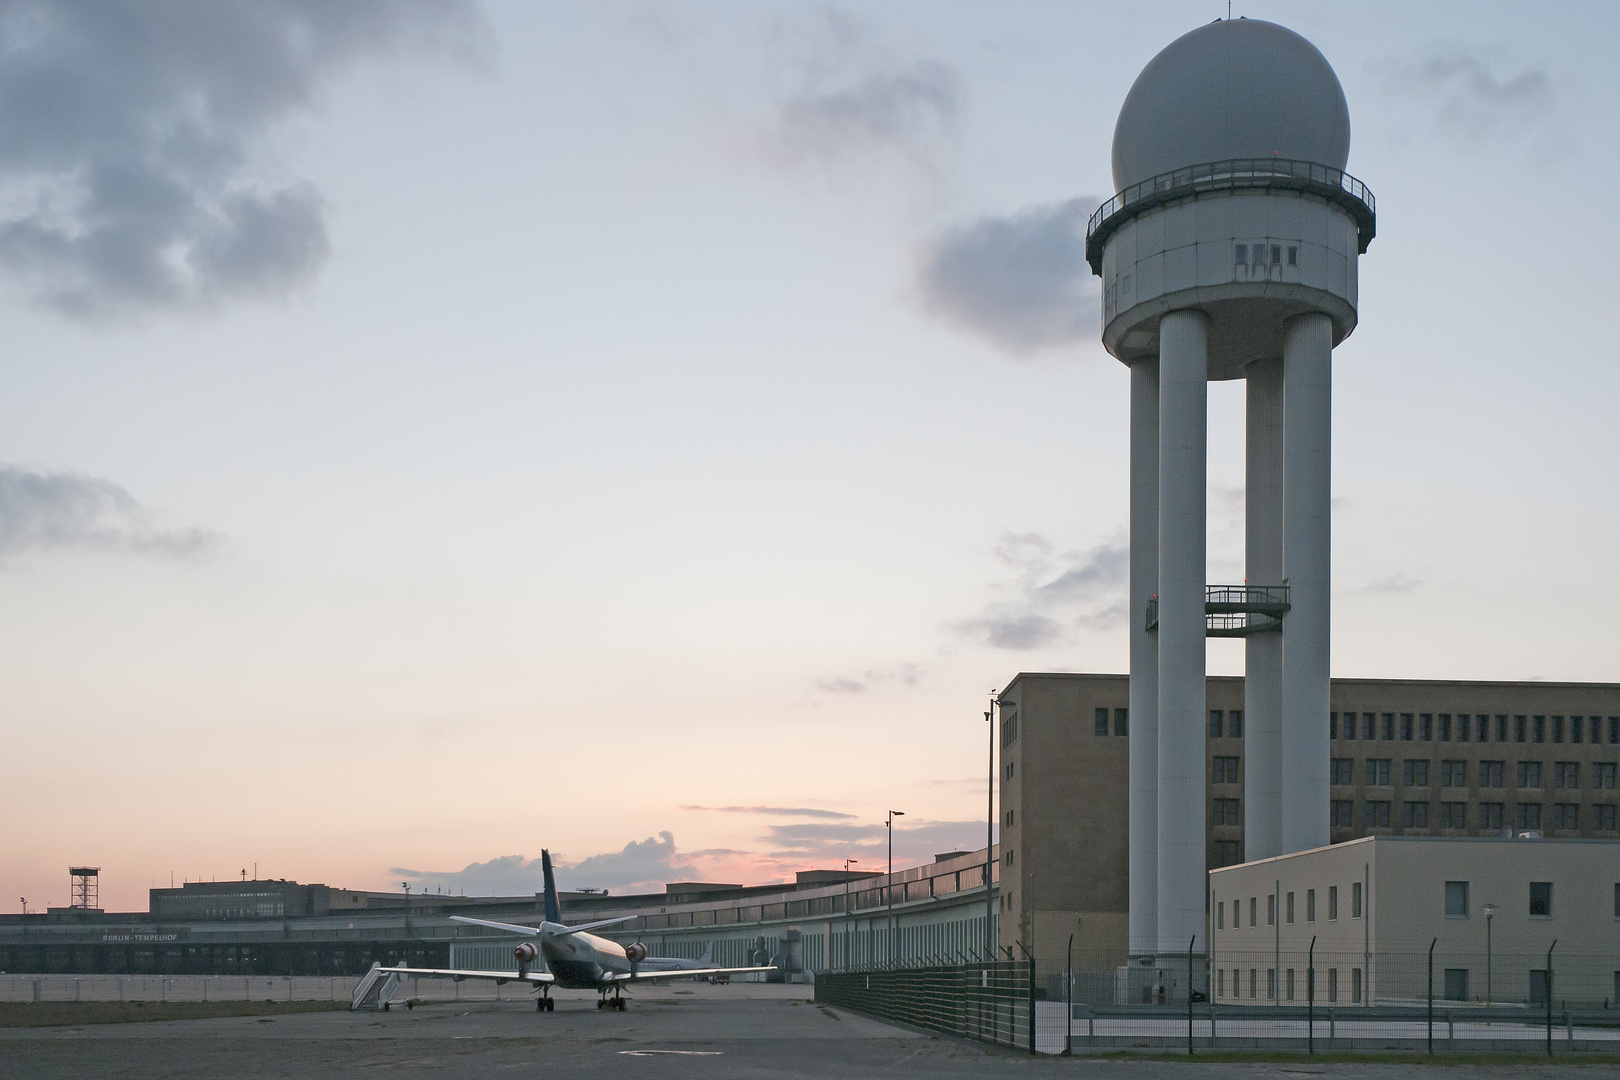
top-left (369, 850), bottom-right (773, 1011)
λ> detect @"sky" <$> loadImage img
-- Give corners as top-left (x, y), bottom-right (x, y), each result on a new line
top-left (4, 0), bottom-right (1618, 912)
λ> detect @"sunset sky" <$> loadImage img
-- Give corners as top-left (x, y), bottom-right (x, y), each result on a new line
top-left (5, 0), bottom-right (1618, 912)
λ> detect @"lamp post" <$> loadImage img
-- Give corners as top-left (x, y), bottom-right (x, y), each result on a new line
top-left (844, 859), bottom-right (858, 969)
top-left (1482, 904), bottom-right (1495, 1004)
top-left (887, 810), bottom-right (904, 966)
top-left (986, 691), bottom-right (997, 962)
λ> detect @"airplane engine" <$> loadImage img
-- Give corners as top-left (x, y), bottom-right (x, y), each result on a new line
top-left (513, 942), bottom-right (539, 965)
top-left (624, 942), bottom-right (647, 964)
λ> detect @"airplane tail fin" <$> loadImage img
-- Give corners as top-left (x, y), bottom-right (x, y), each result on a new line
top-left (699, 941), bottom-right (713, 965)
top-left (541, 850), bottom-right (562, 924)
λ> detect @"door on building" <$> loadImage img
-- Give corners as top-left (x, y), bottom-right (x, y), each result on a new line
top-left (1443, 969), bottom-right (1468, 1001)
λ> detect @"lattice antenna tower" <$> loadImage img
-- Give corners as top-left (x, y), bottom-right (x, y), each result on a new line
top-left (69, 866), bottom-right (100, 910)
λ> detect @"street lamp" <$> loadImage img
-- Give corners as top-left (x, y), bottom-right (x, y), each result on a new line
top-left (844, 859), bottom-right (858, 970)
top-left (1483, 904), bottom-right (1496, 1003)
top-left (887, 810), bottom-right (905, 966)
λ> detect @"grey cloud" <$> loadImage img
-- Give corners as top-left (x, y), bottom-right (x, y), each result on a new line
top-left (1362, 570), bottom-right (1425, 595)
top-left (1377, 50), bottom-right (1561, 146)
top-left (917, 198), bottom-right (1101, 355)
top-left (759, 819), bottom-right (994, 865)
top-left (769, 61), bottom-right (959, 167)
top-left (814, 662), bottom-right (922, 694)
top-left (680, 805), bottom-right (856, 820)
top-left (0, 0), bottom-right (489, 319)
top-left (0, 465), bottom-right (221, 561)
top-left (394, 832), bottom-right (700, 897)
top-left (954, 532), bottom-right (1127, 650)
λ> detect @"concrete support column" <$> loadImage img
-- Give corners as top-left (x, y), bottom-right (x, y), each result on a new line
top-left (1243, 358), bottom-right (1284, 862)
top-left (1281, 314), bottom-right (1333, 854)
top-left (1156, 309), bottom-right (1207, 953)
top-left (1128, 357), bottom-right (1159, 958)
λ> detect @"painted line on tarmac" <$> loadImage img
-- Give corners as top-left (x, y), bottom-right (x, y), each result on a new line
top-left (618, 1050), bottom-right (723, 1056)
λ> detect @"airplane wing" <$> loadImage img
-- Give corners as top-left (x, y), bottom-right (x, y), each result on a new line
top-left (552, 915), bottom-right (636, 936)
top-left (606, 966), bottom-right (776, 983)
top-left (377, 964), bottom-right (554, 985)
top-left (448, 915), bottom-right (542, 935)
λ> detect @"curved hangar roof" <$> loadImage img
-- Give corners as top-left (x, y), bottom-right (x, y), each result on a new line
top-left (1110, 18), bottom-right (1351, 192)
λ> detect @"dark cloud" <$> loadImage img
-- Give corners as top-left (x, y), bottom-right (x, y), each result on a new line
top-left (917, 198), bottom-right (1101, 355)
top-left (0, 0), bottom-right (489, 319)
top-left (0, 465), bottom-right (221, 562)
top-left (394, 831), bottom-right (700, 897)
top-left (1376, 50), bottom-right (1563, 147)
top-left (954, 531), bottom-right (1128, 650)
top-left (680, 805), bottom-right (856, 820)
top-left (768, 61), bottom-right (959, 167)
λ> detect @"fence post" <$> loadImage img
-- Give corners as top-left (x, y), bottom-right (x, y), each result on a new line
top-left (1307, 935), bottom-right (1316, 1056)
top-left (1026, 955), bottom-right (1035, 1056)
top-left (1545, 939), bottom-right (1556, 1058)
top-left (1187, 935), bottom-right (1195, 1056)
top-left (1427, 937), bottom-right (1436, 1055)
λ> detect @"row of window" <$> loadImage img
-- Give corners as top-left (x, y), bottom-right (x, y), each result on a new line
top-left (1331, 758), bottom-right (1618, 790)
top-left (1333, 712), bottom-right (1620, 745)
top-left (1219, 966), bottom-right (1361, 1002)
top-left (1217, 883), bottom-right (1362, 929)
top-left (1332, 799), bottom-right (1617, 832)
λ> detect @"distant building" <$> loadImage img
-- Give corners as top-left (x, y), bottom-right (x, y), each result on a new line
top-left (149, 880), bottom-right (373, 921)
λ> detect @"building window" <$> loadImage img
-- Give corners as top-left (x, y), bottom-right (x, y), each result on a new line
top-left (1328, 967), bottom-right (1338, 1001)
top-left (1495, 715), bottom-right (1508, 742)
top-left (1005, 809), bottom-right (1014, 828)
top-left (1217, 968), bottom-right (1225, 996)
top-left (1515, 716), bottom-right (1527, 743)
top-left (1445, 969), bottom-right (1469, 1001)
top-left (1229, 710), bottom-right (1243, 738)
top-left (1329, 712), bottom-right (1338, 739)
top-left (1351, 967), bottom-right (1363, 1003)
top-left (1217, 901), bottom-right (1224, 930)
top-left (1249, 969), bottom-right (1258, 998)
top-left (1555, 762), bottom-right (1580, 789)
top-left (1330, 758), bottom-right (1354, 785)
top-left (1552, 716), bottom-right (1565, 743)
top-left (1480, 761), bottom-right (1505, 788)
top-left (1529, 881), bottom-right (1553, 917)
top-left (1402, 801), bottom-right (1430, 828)
top-left (1480, 802), bottom-right (1505, 830)
top-left (1366, 759), bottom-right (1391, 786)
top-left (1270, 244), bottom-right (1282, 265)
top-left (1235, 244), bottom-right (1248, 265)
top-left (1553, 803), bottom-right (1579, 830)
top-left (1595, 763), bottom-right (1617, 789)
top-left (1382, 713), bottom-right (1395, 741)
top-left (1329, 885), bottom-right (1339, 920)
top-left (1267, 968), bottom-right (1276, 1000)
top-left (1458, 715), bottom-right (1472, 742)
top-left (1286, 968), bottom-right (1295, 1000)
top-left (1515, 803), bottom-right (1543, 831)
top-left (1286, 891), bottom-right (1295, 923)
top-left (1287, 246), bottom-right (1298, 266)
top-left (1115, 708), bottom-right (1128, 736)
top-left (1441, 802), bottom-right (1467, 829)
top-left (1441, 760), bottom-right (1467, 787)
top-left (1531, 969), bottom-right (1551, 1005)
top-left (1307, 888), bottom-right (1316, 922)
top-left (1594, 804), bottom-right (1617, 831)
top-left (1249, 896), bottom-right (1257, 927)
top-left (1420, 714), bottom-right (1434, 740)
top-left (1445, 880), bottom-right (1469, 917)
top-left (1572, 716), bottom-right (1584, 744)
top-left (1331, 800), bottom-right (1354, 827)
top-left (1362, 713), bottom-right (1375, 740)
top-left (1610, 717), bottom-right (1619, 744)
top-left (1404, 759), bottom-right (1430, 787)
top-left (1094, 708), bottom-right (1109, 737)
top-left (1213, 798), bottom-right (1240, 825)
top-left (1267, 894), bottom-right (1276, 926)
top-left (1214, 756), bottom-right (1240, 784)
top-left (1210, 710), bottom-right (1224, 738)
top-left (1534, 716), bottom-right (1546, 743)
top-left (1352, 881), bottom-right (1362, 918)
top-left (1401, 714), bottom-right (1415, 741)
top-left (1366, 800), bottom-right (1391, 828)
top-left (1214, 840), bottom-right (1242, 866)
top-left (1517, 761), bottom-right (1543, 789)
top-left (1439, 714), bottom-right (1452, 741)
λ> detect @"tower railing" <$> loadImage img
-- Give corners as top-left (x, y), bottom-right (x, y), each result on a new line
top-left (1085, 158), bottom-right (1376, 274)
top-left (1145, 585), bottom-right (1290, 637)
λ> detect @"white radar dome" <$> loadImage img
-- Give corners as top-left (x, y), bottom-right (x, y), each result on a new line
top-left (1110, 19), bottom-right (1350, 192)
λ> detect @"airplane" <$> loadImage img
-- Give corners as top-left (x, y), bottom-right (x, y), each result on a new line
top-left (370, 850), bottom-right (775, 1011)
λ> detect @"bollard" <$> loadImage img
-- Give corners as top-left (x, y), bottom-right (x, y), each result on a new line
top-left (32, 979), bottom-right (40, 1004)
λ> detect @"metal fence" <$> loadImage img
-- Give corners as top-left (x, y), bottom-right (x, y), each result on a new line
top-left (814, 961), bottom-right (1035, 1051)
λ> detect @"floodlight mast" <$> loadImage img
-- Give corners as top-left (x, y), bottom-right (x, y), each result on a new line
top-left (1098, 17), bottom-right (1375, 987)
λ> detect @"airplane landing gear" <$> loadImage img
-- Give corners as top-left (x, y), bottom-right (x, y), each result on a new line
top-left (595, 996), bottom-right (627, 1011)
